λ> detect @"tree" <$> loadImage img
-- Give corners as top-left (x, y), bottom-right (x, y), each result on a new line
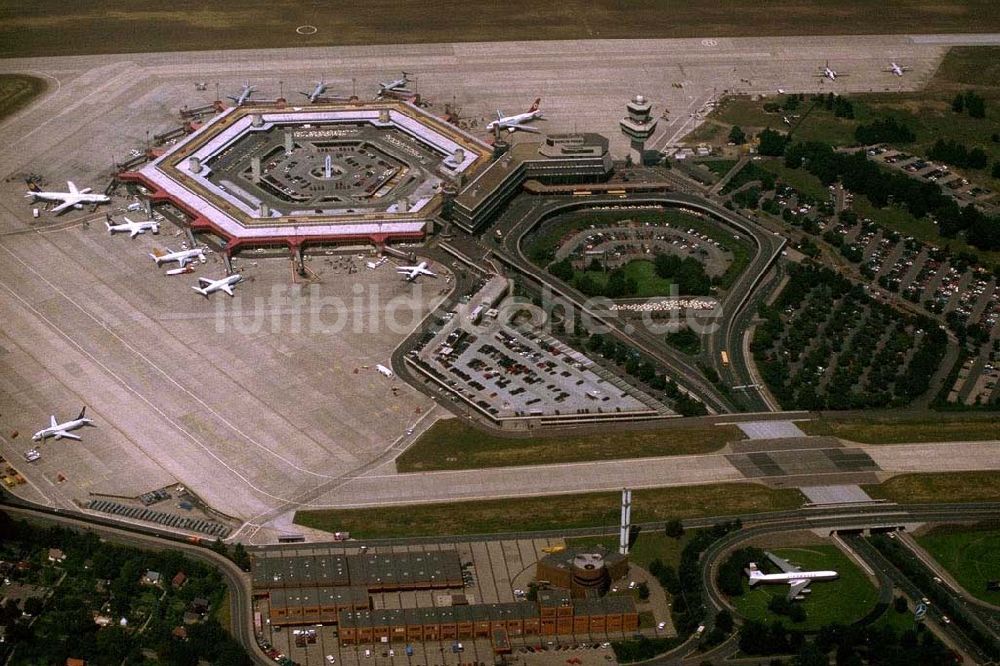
top-left (951, 93), bottom-right (965, 113)
top-left (637, 581), bottom-right (650, 601)
top-left (758, 128), bottom-right (790, 156)
top-left (893, 596), bottom-right (909, 613)
top-left (232, 542), bottom-right (250, 571)
top-left (715, 609), bottom-right (734, 633)
top-left (22, 597), bottom-right (44, 616)
top-left (664, 519), bottom-right (685, 539)
top-left (729, 125), bottom-right (747, 145)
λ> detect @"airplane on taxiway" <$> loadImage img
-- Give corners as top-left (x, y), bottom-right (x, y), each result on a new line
top-left (26, 181), bottom-right (110, 214)
top-left (397, 261), bottom-right (436, 282)
top-left (106, 215), bottom-right (159, 238)
top-left (149, 247), bottom-right (205, 268)
top-left (486, 98), bottom-right (544, 134)
top-left (32, 407), bottom-right (95, 442)
top-left (192, 274), bottom-right (242, 297)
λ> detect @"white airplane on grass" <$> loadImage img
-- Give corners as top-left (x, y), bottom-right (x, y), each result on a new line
top-left (32, 407), bottom-right (94, 442)
top-left (149, 247), bottom-right (205, 268)
top-left (397, 261), bottom-right (436, 282)
top-left (227, 81), bottom-right (256, 106)
top-left (486, 98), bottom-right (544, 134)
top-left (106, 216), bottom-right (159, 238)
top-left (300, 80), bottom-right (327, 103)
top-left (885, 62), bottom-right (910, 77)
top-left (26, 181), bottom-right (110, 214)
top-left (378, 72), bottom-right (413, 95)
top-left (746, 551), bottom-right (839, 600)
top-left (192, 274), bottom-right (242, 297)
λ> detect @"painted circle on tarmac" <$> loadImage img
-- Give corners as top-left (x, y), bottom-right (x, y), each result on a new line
top-left (296, 25), bottom-right (318, 35)
top-left (701, 39), bottom-right (718, 47)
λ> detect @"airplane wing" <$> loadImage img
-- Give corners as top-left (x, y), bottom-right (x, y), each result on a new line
top-left (496, 110), bottom-right (503, 120)
top-left (50, 415), bottom-right (58, 428)
top-left (766, 552), bottom-right (801, 574)
top-left (787, 579), bottom-right (810, 599)
top-left (396, 266), bottom-right (414, 273)
top-left (67, 181), bottom-right (79, 194)
top-left (514, 125), bottom-right (542, 134)
top-left (418, 268), bottom-right (436, 276)
top-left (221, 284), bottom-right (235, 296)
top-left (177, 255), bottom-right (190, 267)
top-left (129, 228), bottom-right (141, 238)
top-left (50, 200), bottom-right (76, 214)
top-left (54, 431), bottom-right (81, 441)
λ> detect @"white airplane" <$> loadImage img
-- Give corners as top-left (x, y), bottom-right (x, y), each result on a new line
top-left (486, 98), bottom-right (544, 134)
top-left (192, 274), bottom-right (242, 297)
top-left (885, 62), bottom-right (909, 77)
top-left (746, 551), bottom-right (839, 600)
top-left (32, 407), bottom-right (94, 442)
top-left (149, 247), bottom-right (206, 268)
top-left (227, 81), bottom-right (256, 106)
top-left (817, 61), bottom-right (845, 82)
top-left (26, 181), bottom-right (110, 214)
top-left (106, 215), bottom-right (159, 238)
top-left (378, 72), bottom-right (413, 95)
top-left (396, 261), bottom-right (436, 282)
top-left (300, 80), bottom-right (327, 103)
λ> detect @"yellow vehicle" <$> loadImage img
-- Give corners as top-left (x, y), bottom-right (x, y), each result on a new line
top-left (720, 351), bottom-right (730, 367)
top-left (541, 545), bottom-right (566, 554)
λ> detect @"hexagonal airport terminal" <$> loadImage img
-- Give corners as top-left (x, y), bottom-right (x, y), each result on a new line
top-left (121, 101), bottom-right (491, 253)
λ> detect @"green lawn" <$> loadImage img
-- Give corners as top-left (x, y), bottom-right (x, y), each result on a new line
top-left (732, 545), bottom-right (878, 631)
top-left (0, 74), bottom-right (47, 121)
top-left (396, 418), bottom-right (742, 472)
top-left (760, 160), bottom-right (831, 202)
top-left (567, 531), bottom-right (691, 570)
top-left (696, 160), bottom-right (739, 178)
top-left (294, 483), bottom-right (805, 539)
top-left (917, 526), bottom-right (1000, 606)
top-left (2, 2), bottom-right (997, 58)
top-left (864, 472), bottom-right (1000, 504)
top-left (871, 602), bottom-right (922, 634)
top-left (802, 413), bottom-right (1000, 443)
top-left (568, 259), bottom-right (676, 298)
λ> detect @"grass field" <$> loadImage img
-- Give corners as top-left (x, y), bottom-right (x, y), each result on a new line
top-left (732, 545), bottom-right (878, 630)
top-left (215, 588), bottom-right (232, 634)
top-left (802, 413), bottom-right (1000, 443)
top-left (697, 160), bottom-right (739, 179)
top-left (760, 160), bottom-right (831, 202)
top-left (294, 483), bottom-right (805, 539)
top-left (0, 2), bottom-right (997, 58)
top-left (917, 526), bottom-right (1000, 605)
top-left (0, 74), bottom-right (47, 121)
top-left (396, 418), bottom-right (742, 472)
top-left (567, 531), bottom-right (691, 570)
top-left (566, 259), bottom-right (678, 299)
top-left (863, 471), bottom-right (1000, 504)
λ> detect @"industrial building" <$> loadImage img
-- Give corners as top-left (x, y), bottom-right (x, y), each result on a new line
top-left (252, 549), bottom-right (464, 626)
top-left (336, 594), bottom-right (638, 645)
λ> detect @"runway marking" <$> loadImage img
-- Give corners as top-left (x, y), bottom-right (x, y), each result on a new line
top-left (0, 241), bottom-right (340, 484)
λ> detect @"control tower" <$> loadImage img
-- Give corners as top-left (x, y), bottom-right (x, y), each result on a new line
top-left (619, 94), bottom-right (658, 165)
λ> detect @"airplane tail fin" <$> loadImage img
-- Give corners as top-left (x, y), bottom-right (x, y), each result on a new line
top-left (106, 220), bottom-right (113, 233)
top-left (529, 98), bottom-right (541, 112)
top-left (77, 406), bottom-right (86, 420)
top-left (25, 179), bottom-right (40, 193)
top-left (746, 563), bottom-right (763, 585)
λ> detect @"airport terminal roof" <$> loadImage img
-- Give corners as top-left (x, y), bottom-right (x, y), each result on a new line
top-left (251, 549), bottom-right (462, 590)
top-left (339, 602), bottom-right (537, 628)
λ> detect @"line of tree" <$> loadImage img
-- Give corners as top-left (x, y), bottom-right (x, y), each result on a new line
top-left (653, 254), bottom-right (712, 295)
top-left (927, 138), bottom-right (990, 170)
top-left (951, 90), bottom-right (987, 118)
top-left (783, 141), bottom-right (1000, 251)
top-left (854, 117), bottom-right (916, 145)
top-left (586, 333), bottom-right (708, 416)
